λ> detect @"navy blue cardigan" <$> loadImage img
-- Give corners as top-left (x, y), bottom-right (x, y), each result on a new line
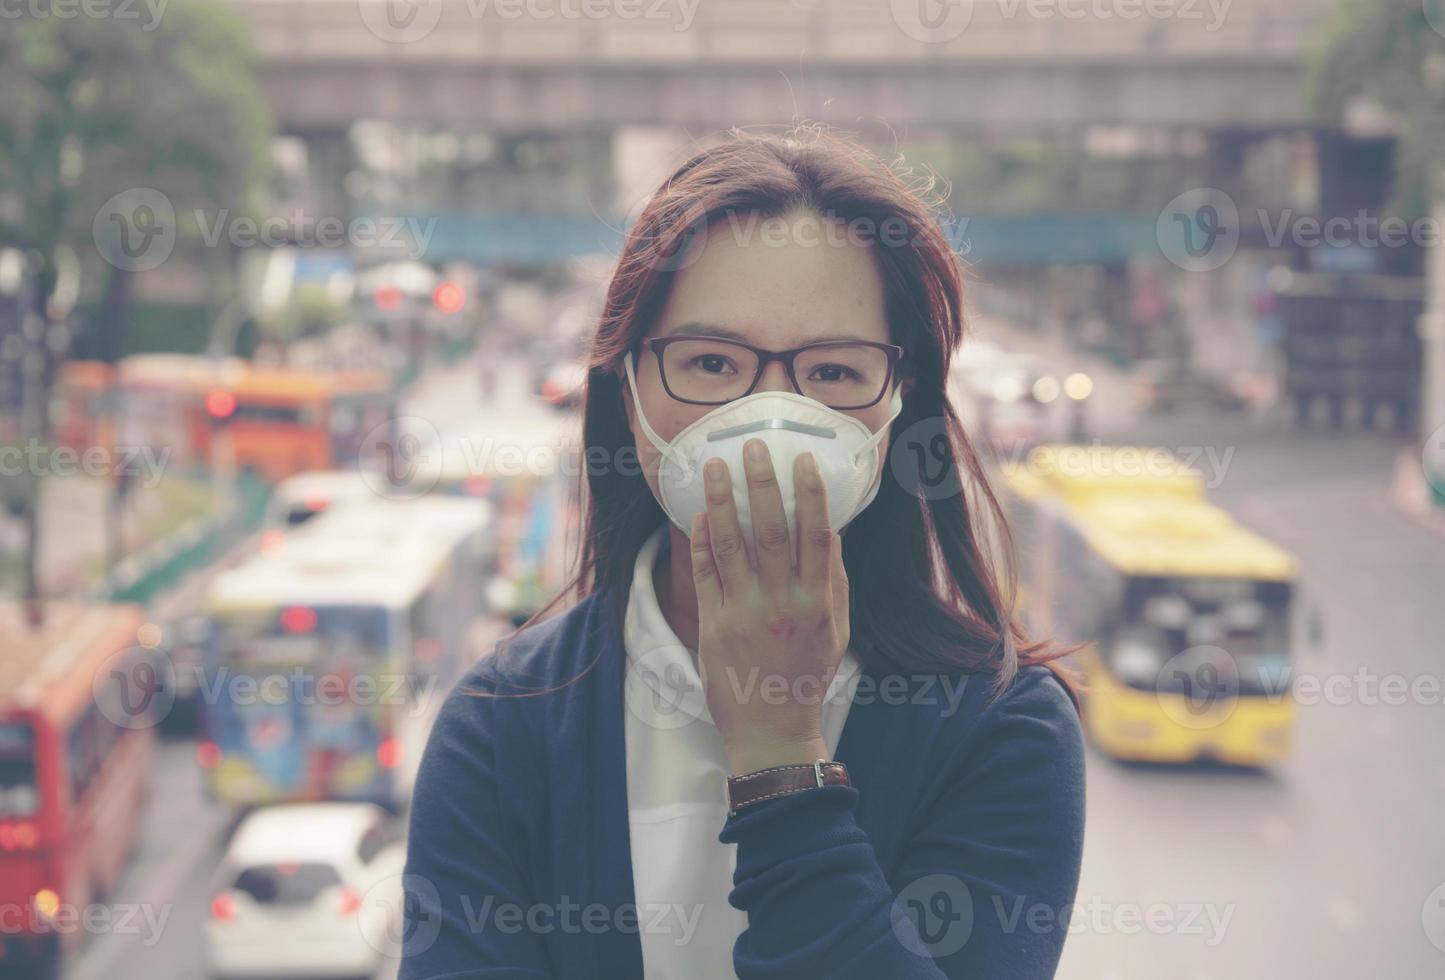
top-left (399, 590), bottom-right (1085, 979)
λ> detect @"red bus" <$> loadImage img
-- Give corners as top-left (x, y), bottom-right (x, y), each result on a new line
top-left (0, 602), bottom-right (156, 976)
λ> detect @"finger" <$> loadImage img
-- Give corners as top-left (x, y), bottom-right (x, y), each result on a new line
top-left (689, 513), bottom-right (723, 611)
top-left (794, 452), bottom-right (834, 598)
top-left (742, 439), bottom-right (791, 597)
top-left (703, 457), bottom-right (751, 598)
top-left (830, 530), bottom-right (850, 630)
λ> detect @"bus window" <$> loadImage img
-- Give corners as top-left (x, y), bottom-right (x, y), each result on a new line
top-left (233, 403), bottom-right (306, 425)
top-left (0, 722), bottom-right (39, 820)
top-left (1120, 577), bottom-right (1293, 695)
top-left (66, 704), bottom-right (124, 804)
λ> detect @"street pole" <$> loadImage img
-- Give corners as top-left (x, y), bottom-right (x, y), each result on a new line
top-left (1420, 200), bottom-right (1445, 506)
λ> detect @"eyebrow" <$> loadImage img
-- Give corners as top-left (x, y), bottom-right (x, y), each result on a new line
top-left (662, 321), bottom-right (874, 345)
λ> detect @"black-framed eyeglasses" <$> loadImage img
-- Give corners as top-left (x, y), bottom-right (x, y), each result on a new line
top-left (644, 335), bottom-right (904, 411)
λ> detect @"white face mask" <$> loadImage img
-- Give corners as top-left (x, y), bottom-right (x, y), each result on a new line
top-left (624, 352), bottom-right (904, 564)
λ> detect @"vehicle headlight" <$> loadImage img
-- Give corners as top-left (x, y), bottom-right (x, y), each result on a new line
top-left (1111, 639), bottom-right (1168, 686)
top-left (1142, 594), bottom-right (1192, 630)
top-left (993, 376), bottom-right (1026, 404)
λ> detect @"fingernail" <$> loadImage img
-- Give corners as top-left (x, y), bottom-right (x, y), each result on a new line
top-left (705, 458), bottom-right (725, 481)
top-left (801, 452), bottom-right (819, 477)
top-left (745, 439), bottom-right (765, 462)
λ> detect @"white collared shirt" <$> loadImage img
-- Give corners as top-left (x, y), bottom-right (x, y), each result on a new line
top-left (622, 522), bottom-right (861, 980)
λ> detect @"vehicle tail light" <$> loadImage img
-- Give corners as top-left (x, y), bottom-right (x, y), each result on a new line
top-left (197, 741), bottom-right (221, 768)
top-left (280, 605), bottom-right (317, 634)
top-left (0, 826), bottom-right (38, 855)
top-left (337, 887), bottom-right (362, 917)
top-left (0, 822), bottom-right (39, 850)
top-left (211, 892), bottom-right (237, 922)
top-left (377, 738), bottom-right (402, 769)
top-left (33, 889), bottom-right (60, 922)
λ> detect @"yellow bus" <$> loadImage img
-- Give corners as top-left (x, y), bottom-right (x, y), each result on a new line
top-left (1000, 445), bottom-right (1299, 766)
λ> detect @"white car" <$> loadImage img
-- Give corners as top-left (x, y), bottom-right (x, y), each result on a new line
top-left (206, 803), bottom-right (407, 979)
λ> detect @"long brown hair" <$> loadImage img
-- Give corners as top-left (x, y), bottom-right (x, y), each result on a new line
top-left (524, 125), bottom-right (1069, 696)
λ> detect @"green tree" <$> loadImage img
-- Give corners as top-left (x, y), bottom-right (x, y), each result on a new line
top-left (0, 0), bottom-right (273, 600)
top-left (1309, 0), bottom-right (1445, 216)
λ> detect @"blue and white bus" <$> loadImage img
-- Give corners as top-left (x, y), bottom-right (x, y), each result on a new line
top-left (199, 496), bottom-right (501, 810)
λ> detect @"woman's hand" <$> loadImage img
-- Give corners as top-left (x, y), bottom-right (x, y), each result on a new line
top-left (689, 439), bottom-right (850, 777)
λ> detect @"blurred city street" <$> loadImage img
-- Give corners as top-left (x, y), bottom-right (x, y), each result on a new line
top-left (20, 333), bottom-right (1438, 979)
top-left (4, 1), bottom-right (1444, 977)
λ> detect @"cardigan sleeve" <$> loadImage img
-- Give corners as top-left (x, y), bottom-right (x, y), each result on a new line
top-left (718, 666), bottom-right (1086, 979)
top-left (398, 681), bottom-right (554, 980)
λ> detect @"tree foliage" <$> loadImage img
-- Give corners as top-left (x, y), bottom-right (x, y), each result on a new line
top-left (1309, 0), bottom-right (1445, 216)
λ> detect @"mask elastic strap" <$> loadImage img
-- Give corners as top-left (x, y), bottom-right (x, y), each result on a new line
top-left (624, 352), bottom-right (694, 476)
top-left (850, 384), bottom-right (906, 466)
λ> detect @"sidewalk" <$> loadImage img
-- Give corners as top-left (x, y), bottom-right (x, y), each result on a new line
top-left (0, 471), bottom-right (214, 597)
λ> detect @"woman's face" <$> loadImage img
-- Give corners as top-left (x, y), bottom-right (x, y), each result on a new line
top-left (623, 207), bottom-right (901, 501)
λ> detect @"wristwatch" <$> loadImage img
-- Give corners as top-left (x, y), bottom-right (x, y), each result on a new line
top-left (726, 759), bottom-right (850, 815)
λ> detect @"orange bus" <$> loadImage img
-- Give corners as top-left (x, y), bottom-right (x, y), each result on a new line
top-left (0, 601), bottom-right (157, 975)
top-left (194, 365), bottom-right (396, 484)
top-left (108, 357), bottom-right (395, 485)
top-left (118, 353), bottom-right (235, 473)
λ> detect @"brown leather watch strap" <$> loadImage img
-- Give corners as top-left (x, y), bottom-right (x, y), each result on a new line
top-left (726, 759), bottom-right (850, 815)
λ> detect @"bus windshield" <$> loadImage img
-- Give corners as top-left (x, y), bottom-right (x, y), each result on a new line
top-left (0, 722), bottom-right (39, 819)
top-left (1107, 577), bottom-right (1293, 695)
top-left (207, 607), bottom-right (394, 799)
top-left (213, 606), bottom-right (391, 668)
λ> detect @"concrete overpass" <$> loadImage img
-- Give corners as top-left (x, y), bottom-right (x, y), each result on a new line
top-left (231, 0), bottom-right (1335, 133)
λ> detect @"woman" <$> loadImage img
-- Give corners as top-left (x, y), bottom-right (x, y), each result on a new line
top-left (400, 127), bottom-right (1085, 979)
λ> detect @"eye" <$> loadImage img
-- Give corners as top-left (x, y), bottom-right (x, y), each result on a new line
top-left (686, 354), bottom-right (739, 375)
top-left (807, 362), bottom-right (862, 383)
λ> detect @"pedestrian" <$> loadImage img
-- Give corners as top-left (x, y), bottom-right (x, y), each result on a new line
top-left (401, 126), bottom-right (1085, 980)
